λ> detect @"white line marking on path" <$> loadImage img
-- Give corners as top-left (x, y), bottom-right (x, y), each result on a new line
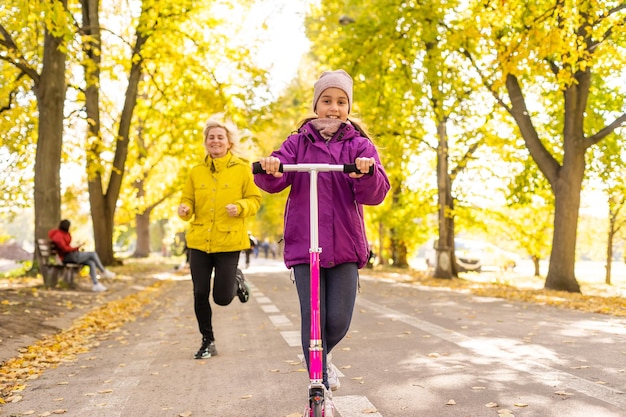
top-left (281, 330), bottom-right (302, 347)
top-left (269, 314), bottom-right (292, 327)
top-left (261, 304), bottom-right (280, 313)
top-left (333, 395), bottom-right (383, 417)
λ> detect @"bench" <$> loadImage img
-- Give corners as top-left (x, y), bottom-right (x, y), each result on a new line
top-left (36, 238), bottom-right (84, 288)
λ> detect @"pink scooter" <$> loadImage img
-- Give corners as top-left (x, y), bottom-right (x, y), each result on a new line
top-left (253, 162), bottom-right (370, 417)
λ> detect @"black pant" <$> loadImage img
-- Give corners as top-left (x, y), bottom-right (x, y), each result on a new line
top-left (293, 262), bottom-right (359, 388)
top-left (189, 249), bottom-right (240, 341)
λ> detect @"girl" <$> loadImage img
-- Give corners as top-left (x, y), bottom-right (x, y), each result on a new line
top-left (254, 69), bottom-right (390, 415)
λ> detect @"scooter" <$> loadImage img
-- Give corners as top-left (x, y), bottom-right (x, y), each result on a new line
top-left (253, 162), bottom-right (369, 416)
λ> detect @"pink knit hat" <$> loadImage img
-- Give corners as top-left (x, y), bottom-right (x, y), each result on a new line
top-left (312, 69), bottom-right (353, 113)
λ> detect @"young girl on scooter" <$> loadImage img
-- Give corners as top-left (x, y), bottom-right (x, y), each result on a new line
top-left (254, 69), bottom-right (390, 415)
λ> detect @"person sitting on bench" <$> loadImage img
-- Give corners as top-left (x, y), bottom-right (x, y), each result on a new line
top-left (48, 219), bottom-right (115, 292)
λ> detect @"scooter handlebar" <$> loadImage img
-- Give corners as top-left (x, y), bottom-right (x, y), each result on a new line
top-left (252, 161), bottom-right (374, 175)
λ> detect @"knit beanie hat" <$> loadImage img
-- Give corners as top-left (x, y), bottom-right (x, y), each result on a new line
top-left (312, 69), bottom-right (353, 113)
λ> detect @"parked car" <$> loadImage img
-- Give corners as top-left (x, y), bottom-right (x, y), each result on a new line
top-left (425, 238), bottom-right (519, 273)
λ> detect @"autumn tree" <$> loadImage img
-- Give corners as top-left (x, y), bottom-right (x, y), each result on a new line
top-left (462, 0), bottom-right (626, 292)
top-left (305, 1), bottom-right (516, 271)
top-left (0, 0), bottom-right (72, 250)
top-left (75, 0), bottom-right (268, 263)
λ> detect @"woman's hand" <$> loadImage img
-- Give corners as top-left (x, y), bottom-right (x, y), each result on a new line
top-left (349, 157), bottom-right (375, 179)
top-left (226, 204), bottom-right (239, 217)
top-left (259, 157), bottom-right (283, 178)
top-left (178, 204), bottom-right (191, 217)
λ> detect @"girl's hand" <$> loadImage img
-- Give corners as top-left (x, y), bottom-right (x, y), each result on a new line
top-left (259, 157), bottom-right (283, 178)
top-left (349, 157), bottom-right (375, 178)
top-left (178, 204), bottom-right (191, 217)
top-left (226, 204), bottom-right (239, 217)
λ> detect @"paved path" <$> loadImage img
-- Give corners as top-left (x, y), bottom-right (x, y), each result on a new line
top-left (2, 258), bottom-right (625, 416)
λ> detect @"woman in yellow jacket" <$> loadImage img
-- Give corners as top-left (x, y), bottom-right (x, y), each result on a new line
top-left (178, 119), bottom-right (261, 359)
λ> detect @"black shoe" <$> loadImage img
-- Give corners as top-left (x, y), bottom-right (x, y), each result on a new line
top-left (194, 338), bottom-right (217, 359)
top-left (235, 268), bottom-right (250, 303)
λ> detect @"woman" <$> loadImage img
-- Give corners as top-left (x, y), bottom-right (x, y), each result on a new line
top-left (178, 118), bottom-right (261, 359)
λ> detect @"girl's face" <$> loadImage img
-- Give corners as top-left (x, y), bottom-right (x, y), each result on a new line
top-left (315, 88), bottom-right (349, 121)
top-left (204, 127), bottom-right (231, 158)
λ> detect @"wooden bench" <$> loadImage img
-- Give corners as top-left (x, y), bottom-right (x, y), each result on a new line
top-left (36, 238), bottom-right (84, 288)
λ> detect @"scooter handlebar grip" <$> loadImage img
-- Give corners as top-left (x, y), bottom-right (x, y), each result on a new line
top-left (343, 163), bottom-right (375, 175)
top-left (252, 161), bottom-right (283, 174)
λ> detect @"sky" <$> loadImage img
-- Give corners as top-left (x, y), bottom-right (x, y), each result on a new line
top-left (245, 0), bottom-right (314, 96)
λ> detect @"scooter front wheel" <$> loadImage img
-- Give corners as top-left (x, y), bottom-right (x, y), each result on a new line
top-left (305, 387), bottom-right (324, 417)
top-left (305, 402), bottom-right (322, 417)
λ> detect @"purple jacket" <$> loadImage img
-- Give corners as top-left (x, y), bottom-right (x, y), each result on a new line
top-left (254, 120), bottom-right (390, 269)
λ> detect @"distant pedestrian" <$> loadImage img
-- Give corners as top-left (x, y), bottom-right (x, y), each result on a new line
top-left (245, 232), bottom-right (258, 269)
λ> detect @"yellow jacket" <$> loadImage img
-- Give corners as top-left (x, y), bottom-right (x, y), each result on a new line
top-left (179, 152), bottom-right (261, 253)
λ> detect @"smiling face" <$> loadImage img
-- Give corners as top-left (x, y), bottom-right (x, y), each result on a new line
top-left (204, 127), bottom-right (231, 158)
top-left (315, 87), bottom-right (350, 121)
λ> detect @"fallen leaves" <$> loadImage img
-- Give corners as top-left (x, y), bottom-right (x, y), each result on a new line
top-left (369, 267), bottom-right (626, 317)
top-left (0, 281), bottom-right (168, 402)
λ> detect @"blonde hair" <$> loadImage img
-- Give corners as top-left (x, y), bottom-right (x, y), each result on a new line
top-left (203, 118), bottom-right (239, 153)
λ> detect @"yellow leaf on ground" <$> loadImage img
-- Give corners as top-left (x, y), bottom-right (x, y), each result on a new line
top-left (514, 402), bottom-right (528, 407)
top-left (446, 399), bottom-right (456, 405)
top-left (485, 402), bottom-right (499, 408)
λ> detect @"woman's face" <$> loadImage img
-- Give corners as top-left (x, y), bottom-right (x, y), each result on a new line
top-left (204, 127), bottom-right (231, 158)
top-left (315, 87), bottom-right (349, 121)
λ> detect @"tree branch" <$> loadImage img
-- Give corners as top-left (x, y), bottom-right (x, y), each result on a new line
top-left (586, 113), bottom-right (626, 146)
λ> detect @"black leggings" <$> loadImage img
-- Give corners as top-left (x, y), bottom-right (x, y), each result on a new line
top-left (293, 262), bottom-right (359, 388)
top-left (189, 249), bottom-right (240, 341)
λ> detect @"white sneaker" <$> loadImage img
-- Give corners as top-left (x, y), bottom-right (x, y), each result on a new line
top-left (327, 357), bottom-right (341, 391)
top-left (92, 282), bottom-right (107, 292)
top-left (101, 269), bottom-right (116, 279)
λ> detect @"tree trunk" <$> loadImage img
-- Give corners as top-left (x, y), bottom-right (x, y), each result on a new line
top-left (388, 187), bottom-right (409, 267)
top-left (377, 221), bottom-right (385, 266)
top-left (504, 74), bottom-right (591, 293)
top-left (33, 7), bottom-right (67, 248)
top-left (544, 159), bottom-right (584, 293)
top-left (433, 119), bottom-right (456, 279)
top-left (79, 0), bottom-right (150, 265)
top-left (134, 208), bottom-right (151, 258)
top-left (531, 255), bottom-right (540, 276)
top-left (605, 226), bottom-right (614, 285)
